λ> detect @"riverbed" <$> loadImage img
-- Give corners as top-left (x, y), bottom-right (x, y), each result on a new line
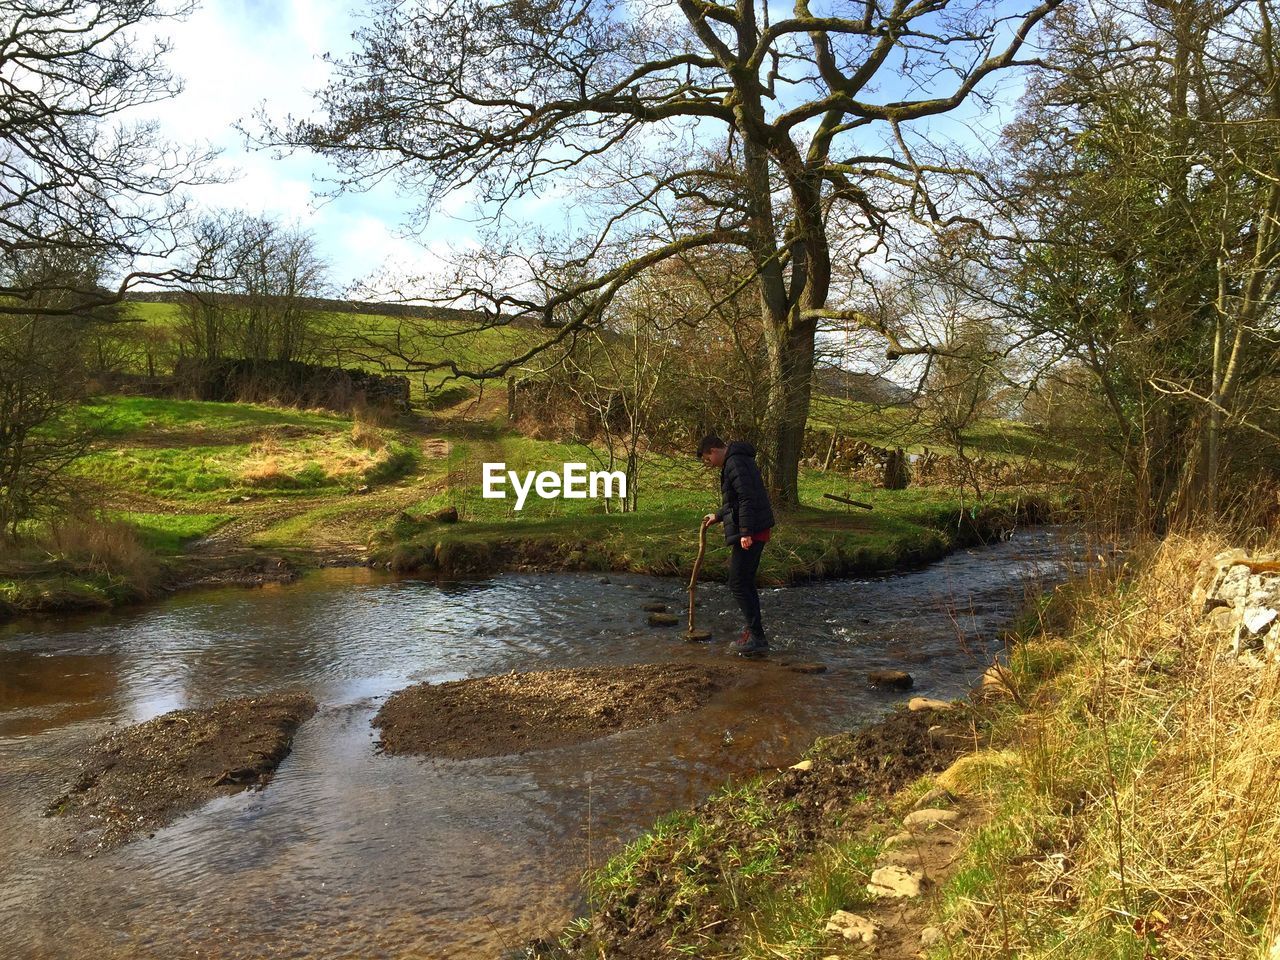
top-left (0, 528), bottom-right (1079, 959)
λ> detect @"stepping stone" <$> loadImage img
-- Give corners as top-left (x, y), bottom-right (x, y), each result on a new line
top-left (882, 831), bottom-right (913, 849)
top-left (824, 910), bottom-right (879, 944)
top-left (867, 669), bottom-right (913, 690)
top-left (786, 662), bottom-right (827, 674)
top-left (642, 602), bottom-right (669, 613)
top-left (648, 612), bottom-right (679, 627)
top-left (881, 846), bottom-right (922, 866)
top-left (867, 865), bottom-right (924, 898)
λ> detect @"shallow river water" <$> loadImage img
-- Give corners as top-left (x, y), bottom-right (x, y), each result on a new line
top-left (0, 528), bottom-right (1080, 959)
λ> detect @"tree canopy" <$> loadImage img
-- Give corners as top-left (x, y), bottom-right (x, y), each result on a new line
top-left (262, 0), bottom-right (1061, 501)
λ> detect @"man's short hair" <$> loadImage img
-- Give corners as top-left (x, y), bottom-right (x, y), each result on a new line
top-left (697, 434), bottom-right (726, 457)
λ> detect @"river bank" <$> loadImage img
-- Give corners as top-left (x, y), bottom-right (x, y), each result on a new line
top-left (529, 534), bottom-right (1280, 960)
top-left (0, 491), bottom-right (1062, 624)
top-left (374, 494), bottom-right (1059, 584)
top-left (2, 393), bottom-right (1073, 624)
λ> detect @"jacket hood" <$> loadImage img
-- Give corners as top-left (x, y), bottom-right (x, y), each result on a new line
top-left (725, 441), bottom-right (757, 459)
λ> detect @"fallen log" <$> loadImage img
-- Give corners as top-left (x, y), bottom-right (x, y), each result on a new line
top-left (823, 493), bottom-right (874, 510)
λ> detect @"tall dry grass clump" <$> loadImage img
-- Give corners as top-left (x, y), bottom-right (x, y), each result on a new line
top-left (43, 517), bottom-right (159, 592)
top-left (238, 429), bottom-right (405, 489)
top-left (938, 532), bottom-right (1280, 959)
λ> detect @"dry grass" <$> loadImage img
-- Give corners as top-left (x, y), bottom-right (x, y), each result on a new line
top-left (42, 517), bottom-right (160, 588)
top-left (350, 419), bottom-right (387, 451)
top-left (935, 533), bottom-right (1280, 959)
top-left (238, 433), bottom-right (391, 488)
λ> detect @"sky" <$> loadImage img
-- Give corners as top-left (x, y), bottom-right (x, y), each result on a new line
top-left (143, 0), bottom-right (468, 293)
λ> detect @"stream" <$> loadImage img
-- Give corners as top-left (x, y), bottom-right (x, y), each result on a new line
top-left (0, 527), bottom-right (1081, 959)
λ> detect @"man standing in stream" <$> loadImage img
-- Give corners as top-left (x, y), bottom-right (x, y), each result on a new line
top-left (699, 435), bottom-right (776, 657)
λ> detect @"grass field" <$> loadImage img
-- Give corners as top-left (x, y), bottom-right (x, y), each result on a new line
top-left (117, 300), bottom-right (1068, 466)
top-left (808, 394), bottom-right (1075, 464)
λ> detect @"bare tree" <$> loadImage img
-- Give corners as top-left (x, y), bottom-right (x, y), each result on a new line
top-left (0, 0), bottom-right (218, 318)
top-left (259, 0), bottom-right (1061, 504)
top-left (555, 273), bottom-right (680, 511)
top-left (174, 213), bottom-right (330, 365)
top-left (989, 0), bottom-right (1280, 529)
top-left (0, 249), bottom-right (98, 538)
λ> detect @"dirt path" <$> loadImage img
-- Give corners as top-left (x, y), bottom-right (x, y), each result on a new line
top-left (181, 435), bottom-right (453, 561)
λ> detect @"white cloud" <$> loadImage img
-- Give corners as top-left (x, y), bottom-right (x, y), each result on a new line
top-left (327, 215), bottom-right (475, 299)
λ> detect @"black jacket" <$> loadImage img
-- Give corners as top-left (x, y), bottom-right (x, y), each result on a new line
top-left (716, 442), bottom-right (776, 543)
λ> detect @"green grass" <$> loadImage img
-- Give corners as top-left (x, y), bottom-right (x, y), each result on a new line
top-left (115, 512), bottom-right (231, 553)
top-left (120, 300), bottom-right (545, 401)
top-left (0, 573), bottom-right (126, 616)
top-left (75, 395), bottom-right (351, 437)
top-left (68, 396), bottom-right (423, 500)
top-left (374, 431), bottom-right (1047, 581)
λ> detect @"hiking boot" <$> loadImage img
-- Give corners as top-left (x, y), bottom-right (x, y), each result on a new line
top-left (731, 629), bottom-right (769, 658)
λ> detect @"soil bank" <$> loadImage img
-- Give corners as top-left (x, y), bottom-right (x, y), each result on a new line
top-left (46, 692), bottom-right (316, 851)
top-left (374, 662), bottom-right (749, 760)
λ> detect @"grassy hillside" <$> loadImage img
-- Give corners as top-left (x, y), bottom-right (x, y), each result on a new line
top-left (117, 300), bottom-right (1069, 463)
top-left (120, 300), bottom-right (543, 399)
top-left (809, 394), bottom-right (1075, 464)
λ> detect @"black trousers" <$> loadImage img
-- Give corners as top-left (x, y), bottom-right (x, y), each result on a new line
top-left (727, 539), bottom-right (766, 640)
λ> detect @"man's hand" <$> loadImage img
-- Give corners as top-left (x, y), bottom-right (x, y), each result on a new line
top-left (703, 513), bottom-right (719, 525)
top-left (740, 535), bottom-right (753, 548)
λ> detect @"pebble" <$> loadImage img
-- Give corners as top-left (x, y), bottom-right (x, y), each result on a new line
top-left (908, 696), bottom-right (953, 712)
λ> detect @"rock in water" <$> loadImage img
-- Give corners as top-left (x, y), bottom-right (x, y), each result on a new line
top-left (786, 662), bottom-right (828, 674)
top-left (867, 669), bottom-right (913, 690)
top-left (648, 612), bottom-right (679, 627)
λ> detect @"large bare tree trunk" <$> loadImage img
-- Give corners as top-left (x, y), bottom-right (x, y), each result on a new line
top-left (765, 318), bottom-right (818, 505)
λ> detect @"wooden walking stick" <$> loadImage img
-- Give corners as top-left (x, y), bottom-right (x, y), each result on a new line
top-left (686, 517), bottom-right (713, 641)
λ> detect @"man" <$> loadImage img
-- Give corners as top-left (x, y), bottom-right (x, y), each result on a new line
top-left (699, 435), bottom-right (776, 656)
